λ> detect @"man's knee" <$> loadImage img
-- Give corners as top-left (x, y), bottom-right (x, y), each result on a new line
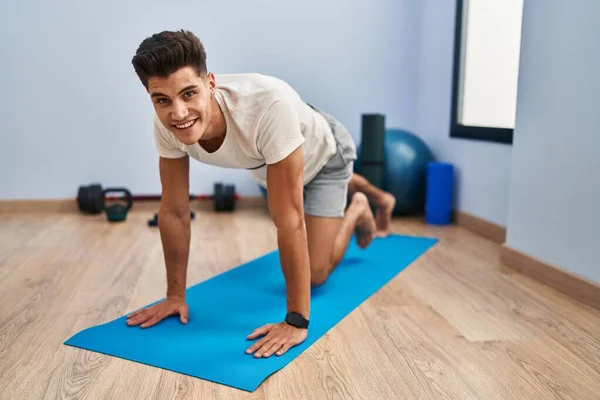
top-left (310, 265), bottom-right (330, 287)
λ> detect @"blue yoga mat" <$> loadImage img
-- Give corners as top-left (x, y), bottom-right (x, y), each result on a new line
top-left (64, 234), bottom-right (437, 392)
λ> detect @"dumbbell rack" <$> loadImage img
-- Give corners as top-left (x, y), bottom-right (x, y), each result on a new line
top-left (77, 182), bottom-right (239, 224)
top-left (116, 184), bottom-right (238, 212)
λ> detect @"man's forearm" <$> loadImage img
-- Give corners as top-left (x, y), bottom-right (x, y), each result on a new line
top-left (277, 223), bottom-right (311, 319)
top-left (158, 208), bottom-right (191, 299)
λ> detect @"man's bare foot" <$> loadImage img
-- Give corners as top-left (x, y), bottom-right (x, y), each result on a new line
top-left (375, 192), bottom-right (396, 237)
top-left (352, 193), bottom-right (377, 249)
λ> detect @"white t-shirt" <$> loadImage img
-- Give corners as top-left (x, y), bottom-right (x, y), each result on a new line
top-left (153, 73), bottom-right (337, 187)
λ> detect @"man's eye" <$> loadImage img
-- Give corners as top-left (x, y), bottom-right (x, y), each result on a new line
top-left (157, 98), bottom-right (169, 105)
top-left (184, 91), bottom-right (196, 98)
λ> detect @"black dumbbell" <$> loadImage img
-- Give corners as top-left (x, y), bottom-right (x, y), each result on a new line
top-left (213, 183), bottom-right (237, 212)
top-left (78, 184), bottom-right (134, 222)
top-left (77, 184), bottom-right (105, 214)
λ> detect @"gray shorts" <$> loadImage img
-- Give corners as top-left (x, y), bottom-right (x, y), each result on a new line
top-left (304, 105), bottom-right (357, 218)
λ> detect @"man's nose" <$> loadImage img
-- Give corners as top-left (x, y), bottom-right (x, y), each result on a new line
top-left (171, 101), bottom-right (189, 121)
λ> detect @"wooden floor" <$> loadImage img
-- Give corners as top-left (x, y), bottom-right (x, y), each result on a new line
top-left (1, 204), bottom-right (600, 399)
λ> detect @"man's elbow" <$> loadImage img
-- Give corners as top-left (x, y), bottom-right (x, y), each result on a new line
top-left (273, 210), bottom-right (305, 233)
top-left (159, 203), bottom-right (190, 219)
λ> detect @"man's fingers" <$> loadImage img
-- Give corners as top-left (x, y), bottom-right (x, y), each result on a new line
top-left (276, 342), bottom-right (293, 356)
top-left (127, 308), bottom-right (145, 318)
top-left (247, 324), bottom-right (271, 340)
top-left (247, 324), bottom-right (270, 339)
top-left (179, 306), bottom-right (189, 324)
top-left (140, 313), bottom-right (163, 328)
top-left (128, 307), bottom-right (151, 317)
top-left (127, 308), bottom-right (150, 320)
top-left (261, 340), bottom-right (285, 358)
top-left (246, 335), bottom-right (273, 356)
top-left (126, 309), bottom-right (154, 326)
top-left (140, 316), bottom-right (161, 328)
top-left (253, 338), bottom-right (274, 358)
top-left (126, 300), bottom-right (189, 328)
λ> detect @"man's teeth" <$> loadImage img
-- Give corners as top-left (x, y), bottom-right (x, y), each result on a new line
top-left (176, 119), bottom-right (196, 129)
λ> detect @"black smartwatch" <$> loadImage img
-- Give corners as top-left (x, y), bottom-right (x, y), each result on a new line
top-left (285, 312), bottom-right (309, 329)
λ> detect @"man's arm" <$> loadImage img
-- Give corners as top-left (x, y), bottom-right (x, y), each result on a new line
top-left (265, 146), bottom-right (311, 319)
top-left (244, 99), bottom-right (310, 358)
top-left (158, 155), bottom-right (192, 300)
top-left (126, 155), bottom-right (191, 328)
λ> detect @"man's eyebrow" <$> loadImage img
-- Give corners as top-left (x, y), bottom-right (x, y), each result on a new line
top-left (150, 85), bottom-right (199, 98)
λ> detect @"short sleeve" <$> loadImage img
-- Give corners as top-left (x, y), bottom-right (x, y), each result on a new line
top-left (153, 115), bottom-right (188, 158)
top-left (256, 99), bottom-right (305, 164)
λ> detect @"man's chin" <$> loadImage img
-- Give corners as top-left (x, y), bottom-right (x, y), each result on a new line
top-left (170, 131), bottom-right (201, 145)
top-left (179, 137), bottom-right (200, 146)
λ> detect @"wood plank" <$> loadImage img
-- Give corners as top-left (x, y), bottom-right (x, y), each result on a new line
top-left (400, 227), bottom-right (535, 342)
top-left (0, 210), bottom-right (599, 399)
top-left (455, 210), bottom-right (507, 244)
top-left (501, 244), bottom-right (600, 310)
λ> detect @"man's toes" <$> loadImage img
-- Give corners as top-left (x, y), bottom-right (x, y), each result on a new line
top-left (356, 229), bottom-right (374, 249)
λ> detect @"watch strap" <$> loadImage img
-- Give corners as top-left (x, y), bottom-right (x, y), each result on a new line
top-left (285, 312), bottom-right (309, 329)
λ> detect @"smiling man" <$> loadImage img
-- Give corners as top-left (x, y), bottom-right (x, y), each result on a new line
top-left (125, 30), bottom-right (396, 358)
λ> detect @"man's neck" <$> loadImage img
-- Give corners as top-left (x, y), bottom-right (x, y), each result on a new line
top-left (199, 97), bottom-right (227, 152)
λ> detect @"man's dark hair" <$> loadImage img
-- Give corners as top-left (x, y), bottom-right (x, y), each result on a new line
top-left (131, 29), bottom-right (207, 89)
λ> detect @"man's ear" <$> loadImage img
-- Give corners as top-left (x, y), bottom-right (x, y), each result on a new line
top-left (206, 72), bottom-right (216, 88)
top-left (205, 72), bottom-right (216, 98)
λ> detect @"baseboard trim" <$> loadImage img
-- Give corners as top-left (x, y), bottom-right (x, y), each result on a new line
top-left (0, 196), bottom-right (267, 213)
top-left (455, 210), bottom-right (507, 244)
top-left (500, 244), bottom-right (600, 310)
top-left (0, 199), bottom-right (79, 213)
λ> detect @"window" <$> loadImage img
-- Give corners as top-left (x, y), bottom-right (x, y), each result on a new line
top-left (450, 0), bottom-right (524, 144)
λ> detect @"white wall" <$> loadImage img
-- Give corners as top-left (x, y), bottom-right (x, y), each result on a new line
top-left (506, 0), bottom-right (600, 284)
top-left (0, 0), bottom-right (419, 200)
top-left (416, 0), bottom-right (512, 227)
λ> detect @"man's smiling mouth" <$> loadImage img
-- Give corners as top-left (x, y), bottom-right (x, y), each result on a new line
top-left (174, 118), bottom-right (198, 129)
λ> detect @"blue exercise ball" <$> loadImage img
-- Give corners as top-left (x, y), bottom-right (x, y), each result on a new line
top-left (354, 129), bottom-right (435, 215)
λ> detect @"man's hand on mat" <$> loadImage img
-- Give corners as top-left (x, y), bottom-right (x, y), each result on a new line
top-left (125, 296), bottom-right (189, 328)
top-left (245, 322), bottom-right (307, 358)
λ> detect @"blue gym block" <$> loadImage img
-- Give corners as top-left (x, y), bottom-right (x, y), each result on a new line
top-left (64, 234), bottom-right (437, 392)
top-left (425, 162), bottom-right (454, 225)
